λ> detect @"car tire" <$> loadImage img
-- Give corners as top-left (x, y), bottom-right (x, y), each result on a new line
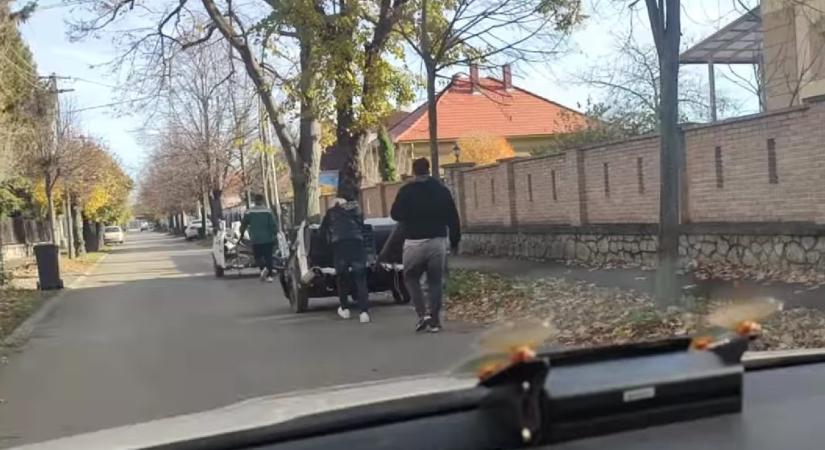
top-left (287, 260), bottom-right (309, 313)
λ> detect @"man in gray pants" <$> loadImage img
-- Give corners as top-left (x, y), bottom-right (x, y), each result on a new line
top-left (390, 158), bottom-right (461, 333)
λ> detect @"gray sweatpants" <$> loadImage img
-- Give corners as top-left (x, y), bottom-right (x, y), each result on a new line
top-left (402, 237), bottom-right (447, 324)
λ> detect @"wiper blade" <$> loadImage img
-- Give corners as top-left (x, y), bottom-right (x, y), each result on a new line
top-left (744, 348), bottom-right (825, 371)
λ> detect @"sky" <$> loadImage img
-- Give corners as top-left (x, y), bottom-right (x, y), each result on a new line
top-left (17, 0), bottom-right (759, 176)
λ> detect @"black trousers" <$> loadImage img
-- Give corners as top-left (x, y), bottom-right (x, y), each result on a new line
top-left (333, 239), bottom-right (369, 313)
top-left (252, 242), bottom-right (274, 277)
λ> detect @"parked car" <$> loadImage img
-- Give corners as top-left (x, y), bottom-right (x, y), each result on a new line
top-left (184, 221), bottom-right (211, 240)
top-left (103, 226), bottom-right (125, 244)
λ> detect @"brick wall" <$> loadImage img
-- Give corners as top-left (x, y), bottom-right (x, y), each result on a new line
top-left (317, 99), bottom-right (825, 233)
top-left (512, 154), bottom-right (575, 224)
top-left (582, 137), bottom-right (660, 223)
top-left (444, 98), bottom-right (825, 228)
top-left (686, 106), bottom-right (825, 223)
top-left (462, 164), bottom-right (511, 226)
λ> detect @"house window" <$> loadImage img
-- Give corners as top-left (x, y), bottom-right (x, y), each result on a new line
top-left (490, 179), bottom-right (496, 204)
top-left (714, 146), bottom-right (724, 189)
top-left (767, 138), bottom-right (778, 184)
top-left (551, 170), bottom-right (557, 201)
top-left (637, 157), bottom-right (645, 194)
top-left (603, 162), bottom-right (610, 197)
top-left (473, 180), bottom-right (479, 208)
top-left (527, 174), bottom-right (533, 202)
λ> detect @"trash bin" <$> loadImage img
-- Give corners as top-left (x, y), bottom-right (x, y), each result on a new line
top-left (34, 244), bottom-right (63, 290)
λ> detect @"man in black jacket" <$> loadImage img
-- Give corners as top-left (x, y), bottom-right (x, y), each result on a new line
top-left (319, 192), bottom-right (371, 323)
top-left (390, 158), bottom-right (461, 333)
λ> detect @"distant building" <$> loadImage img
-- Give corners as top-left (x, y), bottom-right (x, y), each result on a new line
top-left (387, 64), bottom-right (590, 172)
top-left (320, 110), bottom-right (409, 187)
top-left (681, 1), bottom-right (825, 118)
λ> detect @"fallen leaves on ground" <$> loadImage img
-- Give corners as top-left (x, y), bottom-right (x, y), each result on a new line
top-left (0, 288), bottom-right (45, 341)
top-left (692, 262), bottom-right (825, 288)
top-left (445, 270), bottom-right (825, 351)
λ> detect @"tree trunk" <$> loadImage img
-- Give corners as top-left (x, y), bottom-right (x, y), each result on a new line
top-left (425, 64), bottom-right (440, 177)
top-left (83, 218), bottom-right (99, 252)
top-left (96, 222), bottom-right (105, 250)
top-left (335, 99), bottom-right (363, 200)
top-left (0, 218), bottom-right (5, 286)
top-left (73, 203), bottom-right (85, 256)
top-left (64, 193), bottom-right (75, 259)
top-left (652, 3), bottom-right (682, 307)
top-left (292, 124), bottom-right (321, 224)
top-left (239, 147), bottom-right (251, 208)
top-left (210, 189), bottom-right (223, 230)
top-left (267, 152), bottom-right (282, 228)
top-left (199, 194), bottom-right (208, 239)
top-left (293, 41), bottom-right (321, 224)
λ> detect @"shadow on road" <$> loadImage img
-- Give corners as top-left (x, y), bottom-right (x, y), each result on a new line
top-left (0, 231), bottom-right (481, 449)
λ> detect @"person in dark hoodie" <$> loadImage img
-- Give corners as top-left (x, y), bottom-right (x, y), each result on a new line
top-left (319, 191), bottom-right (371, 323)
top-left (390, 158), bottom-right (460, 333)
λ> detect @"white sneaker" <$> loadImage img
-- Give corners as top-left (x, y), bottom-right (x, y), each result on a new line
top-left (359, 312), bottom-right (371, 323)
top-left (259, 269), bottom-right (267, 282)
top-left (266, 276), bottom-right (274, 283)
top-left (337, 307), bottom-right (351, 319)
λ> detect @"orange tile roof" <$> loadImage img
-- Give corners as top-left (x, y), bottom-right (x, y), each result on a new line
top-left (389, 76), bottom-right (590, 143)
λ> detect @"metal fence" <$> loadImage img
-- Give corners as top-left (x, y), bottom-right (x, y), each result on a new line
top-left (0, 217), bottom-right (52, 245)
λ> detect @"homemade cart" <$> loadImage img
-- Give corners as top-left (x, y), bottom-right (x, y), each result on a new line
top-left (279, 217), bottom-right (409, 313)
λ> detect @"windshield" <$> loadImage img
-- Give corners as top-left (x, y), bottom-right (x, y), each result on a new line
top-left (2, 0), bottom-right (825, 448)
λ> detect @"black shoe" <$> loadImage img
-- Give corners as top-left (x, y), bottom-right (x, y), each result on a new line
top-left (415, 316), bottom-right (432, 333)
top-left (426, 322), bottom-right (441, 333)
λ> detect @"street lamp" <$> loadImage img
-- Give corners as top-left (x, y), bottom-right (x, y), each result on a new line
top-left (452, 143), bottom-right (461, 163)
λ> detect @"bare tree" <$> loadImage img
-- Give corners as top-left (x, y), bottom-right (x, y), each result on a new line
top-left (19, 87), bottom-right (83, 244)
top-left (637, 0), bottom-right (682, 306)
top-left (162, 43), bottom-right (242, 232)
top-left (396, 0), bottom-right (584, 174)
top-left (69, 0), bottom-right (327, 222)
top-left (578, 34), bottom-right (741, 130)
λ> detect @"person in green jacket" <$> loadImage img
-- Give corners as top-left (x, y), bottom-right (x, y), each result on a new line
top-left (239, 194), bottom-right (279, 282)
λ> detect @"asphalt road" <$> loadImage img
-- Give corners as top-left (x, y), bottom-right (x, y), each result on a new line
top-left (0, 232), bottom-right (481, 448)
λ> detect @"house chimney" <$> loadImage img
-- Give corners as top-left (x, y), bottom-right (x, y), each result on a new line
top-left (503, 64), bottom-right (512, 91)
top-left (469, 63), bottom-right (480, 94)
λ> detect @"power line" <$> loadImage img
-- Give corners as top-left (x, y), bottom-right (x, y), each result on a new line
top-left (68, 96), bottom-right (155, 113)
top-left (69, 77), bottom-right (119, 89)
top-left (35, 0), bottom-right (97, 11)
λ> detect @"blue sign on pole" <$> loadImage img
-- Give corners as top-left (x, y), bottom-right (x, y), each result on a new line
top-left (320, 170), bottom-right (339, 188)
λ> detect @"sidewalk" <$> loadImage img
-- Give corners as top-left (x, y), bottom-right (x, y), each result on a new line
top-left (450, 255), bottom-right (825, 310)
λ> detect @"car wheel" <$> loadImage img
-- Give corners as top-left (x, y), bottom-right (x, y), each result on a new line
top-left (213, 256), bottom-right (224, 278)
top-left (287, 260), bottom-right (309, 313)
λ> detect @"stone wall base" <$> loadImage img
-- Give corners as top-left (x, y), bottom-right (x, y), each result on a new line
top-left (461, 230), bottom-right (825, 270)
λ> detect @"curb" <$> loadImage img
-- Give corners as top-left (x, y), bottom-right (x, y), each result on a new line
top-left (2, 253), bottom-right (109, 348)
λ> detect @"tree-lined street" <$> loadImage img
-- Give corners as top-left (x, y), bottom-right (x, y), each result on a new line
top-left (0, 232), bottom-right (480, 448)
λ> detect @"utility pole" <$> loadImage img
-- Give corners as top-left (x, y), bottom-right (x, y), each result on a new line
top-left (39, 74), bottom-right (74, 246)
